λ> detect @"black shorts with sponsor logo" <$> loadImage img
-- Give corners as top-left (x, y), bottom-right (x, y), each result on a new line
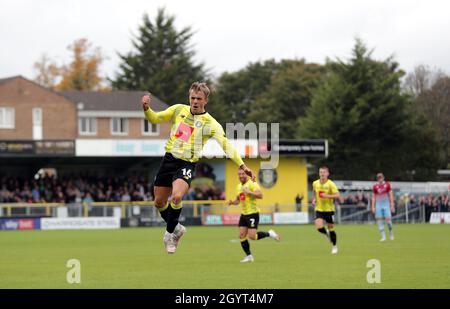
top-left (315, 211), bottom-right (335, 224)
top-left (153, 152), bottom-right (196, 187)
top-left (239, 213), bottom-right (260, 229)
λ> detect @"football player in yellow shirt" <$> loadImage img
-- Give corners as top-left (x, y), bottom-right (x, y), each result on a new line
top-left (312, 166), bottom-right (340, 254)
top-left (228, 169), bottom-right (280, 263)
top-left (142, 82), bottom-right (255, 254)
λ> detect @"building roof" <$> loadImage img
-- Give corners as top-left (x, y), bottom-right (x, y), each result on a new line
top-left (0, 75), bottom-right (171, 112)
top-left (61, 91), bottom-right (169, 112)
top-left (0, 75), bottom-right (21, 86)
top-left (0, 75), bottom-right (74, 103)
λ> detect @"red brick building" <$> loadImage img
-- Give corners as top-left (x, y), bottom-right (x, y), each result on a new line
top-left (0, 75), bottom-right (171, 177)
top-left (0, 76), bottom-right (170, 141)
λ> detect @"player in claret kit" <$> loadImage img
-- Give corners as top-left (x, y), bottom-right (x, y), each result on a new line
top-left (142, 82), bottom-right (255, 254)
top-left (372, 172), bottom-right (395, 241)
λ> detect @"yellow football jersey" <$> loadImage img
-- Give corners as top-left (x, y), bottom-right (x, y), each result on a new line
top-left (144, 104), bottom-right (244, 166)
top-left (236, 180), bottom-right (261, 215)
top-left (312, 179), bottom-right (339, 212)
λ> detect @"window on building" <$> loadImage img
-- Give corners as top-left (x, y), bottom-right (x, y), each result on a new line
top-left (142, 119), bottom-right (159, 136)
top-left (79, 117), bottom-right (97, 135)
top-left (111, 118), bottom-right (128, 135)
top-left (0, 107), bottom-right (15, 129)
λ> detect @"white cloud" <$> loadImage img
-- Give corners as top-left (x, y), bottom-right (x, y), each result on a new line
top-left (1, 0), bottom-right (449, 80)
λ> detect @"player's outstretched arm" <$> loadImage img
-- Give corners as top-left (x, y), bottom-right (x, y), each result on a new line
top-left (320, 182), bottom-right (340, 199)
top-left (142, 93), bottom-right (177, 124)
top-left (244, 188), bottom-right (263, 199)
top-left (228, 196), bottom-right (239, 206)
top-left (311, 186), bottom-right (317, 206)
top-left (211, 121), bottom-right (255, 181)
top-left (239, 164), bottom-right (256, 181)
top-left (322, 192), bottom-right (340, 199)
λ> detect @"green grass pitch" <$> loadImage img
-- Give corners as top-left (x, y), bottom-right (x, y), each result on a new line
top-left (0, 224), bottom-right (449, 288)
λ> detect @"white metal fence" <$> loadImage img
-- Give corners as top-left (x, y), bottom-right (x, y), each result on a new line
top-left (0, 201), bottom-right (436, 224)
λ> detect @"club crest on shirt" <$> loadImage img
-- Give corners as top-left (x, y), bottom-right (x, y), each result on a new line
top-left (195, 120), bottom-right (203, 128)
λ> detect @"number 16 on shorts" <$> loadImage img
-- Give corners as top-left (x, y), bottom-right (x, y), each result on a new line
top-left (182, 168), bottom-right (192, 179)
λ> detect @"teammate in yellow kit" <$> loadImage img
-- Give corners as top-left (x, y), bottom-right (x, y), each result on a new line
top-left (312, 166), bottom-right (341, 254)
top-left (228, 169), bottom-right (280, 263)
top-left (142, 82), bottom-right (255, 254)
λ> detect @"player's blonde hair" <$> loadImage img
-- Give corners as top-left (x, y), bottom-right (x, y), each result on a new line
top-left (189, 82), bottom-right (210, 99)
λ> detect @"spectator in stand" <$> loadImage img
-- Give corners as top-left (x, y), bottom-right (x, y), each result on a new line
top-left (121, 188), bottom-right (131, 202)
top-left (430, 194), bottom-right (439, 214)
top-left (55, 191), bottom-right (66, 203)
top-left (13, 188), bottom-right (23, 203)
top-left (408, 195), bottom-right (419, 222)
top-left (96, 188), bottom-right (106, 202)
top-left (437, 194), bottom-right (448, 212)
top-left (195, 188), bottom-right (205, 200)
top-left (82, 192), bottom-right (94, 204)
top-left (295, 193), bottom-right (303, 212)
top-left (423, 195), bottom-right (436, 222)
top-left (183, 188), bottom-right (196, 201)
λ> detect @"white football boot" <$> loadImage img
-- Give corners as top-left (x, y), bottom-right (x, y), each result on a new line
top-left (268, 229), bottom-right (281, 242)
top-left (331, 246), bottom-right (338, 255)
top-left (173, 223), bottom-right (186, 244)
top-left (163, 231), bottom-right (177, 254)
top-left (240, 255), bottom-right (254, 263)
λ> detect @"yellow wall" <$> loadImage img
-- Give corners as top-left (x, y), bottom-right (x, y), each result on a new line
top-left (224, 157), bottom-right (308, 213)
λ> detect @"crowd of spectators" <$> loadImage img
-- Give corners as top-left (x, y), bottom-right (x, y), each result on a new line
top-left (309, 190), bottom-right (450, 222)
top-left (1, 174), bottom-right (448, 221)
top-left (0, 174), bottom-right (153, 204)
top-left (417, 193), bottom-right (449, 212)
top-left (415, 193), bottom-right (449, 221)
top-left (184, 186), bottom-right (226, 201)
top-left (338, 192), bottom-right (370, 207)
top-left (0, 173), bottom-right (225, 204)
top-left (334, 191), bottom-right (372, 220)
top-left (378, 193), bottom-right (450, 222)
top-left (334, 191), bottom-right (449, 212)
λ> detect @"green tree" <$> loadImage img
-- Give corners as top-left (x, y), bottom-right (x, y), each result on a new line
top-left (299, 39), bottom-right (442, 180)
top-left (405, 66), bottom-right (450, 169)
top-left (209, 60), bottom-right (286, 125)
top-left (247, 60), bottom-right (325, 138)
top-left (210, 59), bottom-right (324, 139)
top-left (415, 77), bottom-right (450, 168)
top-left (111, 8), bottom-right (208, 104)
